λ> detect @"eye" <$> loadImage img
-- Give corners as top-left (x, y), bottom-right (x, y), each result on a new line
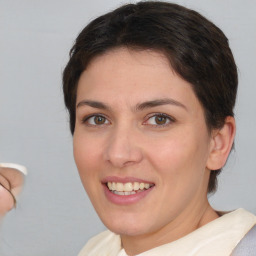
top-left (83, 115), bottom-right (110, 126)
top-left (145, 114), bottom-right (174, 126)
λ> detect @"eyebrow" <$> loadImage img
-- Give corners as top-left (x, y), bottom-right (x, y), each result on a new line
top-left (77, 100), bottom-right (109, 110)
top-left (134, 98), bottom-right (187, 111)
top-left (76, 98), bottom-right (187, 111)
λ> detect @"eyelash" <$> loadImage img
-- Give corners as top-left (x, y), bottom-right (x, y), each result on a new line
top-left (81, 113), bottom-right (175, 127)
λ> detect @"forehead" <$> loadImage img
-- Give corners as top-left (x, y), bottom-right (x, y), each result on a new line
top-left (76, 48), bottom-right (201, 113)
top-left (88, 47), bottom-right (171, 68)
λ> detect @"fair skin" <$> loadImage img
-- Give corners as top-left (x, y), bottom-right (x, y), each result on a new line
top-left (0, 167), bottom-right (24, 217)
top-left (0, 175), bottom-right (14, 216)
top-left (73, 48), bottom-right (235, 255)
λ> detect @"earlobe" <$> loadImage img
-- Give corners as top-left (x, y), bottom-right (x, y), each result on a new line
top-left (206, 116), bottom-right (236, 170)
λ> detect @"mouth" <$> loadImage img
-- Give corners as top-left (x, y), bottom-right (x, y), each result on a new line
top-left (106, 181), bottom-right (154, 196)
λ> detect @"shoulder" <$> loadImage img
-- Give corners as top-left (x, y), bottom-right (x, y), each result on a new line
top-left (231, 225), bottom-right (256, 255)
top-left (217, 208), bottom-right (256, 228)
top-left (223, 209), bottom-right (256, 255)
top-left (78, 230), bottom-right (122, 256)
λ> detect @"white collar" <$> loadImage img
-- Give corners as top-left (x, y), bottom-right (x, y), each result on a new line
top-left (79, 209), bottom-right (256, 256)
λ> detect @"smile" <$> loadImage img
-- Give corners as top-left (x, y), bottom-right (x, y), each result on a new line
top-left (107, 182), bottom-right (154, 196)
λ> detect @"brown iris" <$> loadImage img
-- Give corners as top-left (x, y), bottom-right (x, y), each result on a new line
top-left (94, 116), bottom-right (106, 125)
top-left (155, 115), bottom-right (167, 125)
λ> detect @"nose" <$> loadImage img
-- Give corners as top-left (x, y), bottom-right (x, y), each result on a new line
top-left (103, 126), bottom-right (143, 168)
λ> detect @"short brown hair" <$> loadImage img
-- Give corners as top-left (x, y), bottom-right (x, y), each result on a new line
top-left (63, 1), bottom-right (238, 193)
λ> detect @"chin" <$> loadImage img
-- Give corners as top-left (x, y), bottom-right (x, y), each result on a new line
top-left (101, 213), bottom-right (150, 236)
top-left (108, 224), bottom-right (148, 237)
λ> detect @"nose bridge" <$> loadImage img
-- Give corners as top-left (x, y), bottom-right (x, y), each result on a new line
top-left (103, 122), bottom-right (143, 167)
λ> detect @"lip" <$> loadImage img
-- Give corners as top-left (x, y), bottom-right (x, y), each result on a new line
top-left (102, 176), bottom-right (154, 184)
top-left (102, 176), bottom-right (155, 205)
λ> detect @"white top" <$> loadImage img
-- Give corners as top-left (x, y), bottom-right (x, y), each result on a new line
top-left (78, 208), bottom-right (256, 256)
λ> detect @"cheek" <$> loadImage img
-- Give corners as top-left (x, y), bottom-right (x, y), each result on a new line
top-left (73, 134), bottom-right (102, 187)
top-left (145, 134), bottom-right (210, 216)
top-left (146, 130), bottom-right (210, 183)
top-left (73, 145), bottom-right (101, 207)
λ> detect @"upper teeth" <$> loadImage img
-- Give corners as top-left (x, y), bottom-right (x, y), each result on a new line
top-left (107, 182), bottom-right (151, 192)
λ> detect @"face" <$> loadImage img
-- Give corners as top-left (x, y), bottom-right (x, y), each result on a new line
top-left (73, 48), bottom-right (214, 237)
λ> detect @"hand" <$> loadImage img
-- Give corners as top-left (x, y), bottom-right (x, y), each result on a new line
top-left (0, 163), bottom-right (27, 217)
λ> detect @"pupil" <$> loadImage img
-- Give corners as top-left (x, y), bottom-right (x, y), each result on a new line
top-left (95, 116), bottom-right (105, 124)
top-left (156, 116), bottom-right (166, 124)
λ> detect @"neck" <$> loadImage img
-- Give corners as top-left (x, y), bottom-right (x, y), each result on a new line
top-left (121, 200), bottom-right (219, 255)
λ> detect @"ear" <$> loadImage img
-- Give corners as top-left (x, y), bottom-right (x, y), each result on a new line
top-left (206, 116), bottom-right (236, 170)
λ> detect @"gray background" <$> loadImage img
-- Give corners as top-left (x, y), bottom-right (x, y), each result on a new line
top-left (0, 0), bottom-right (255, 255)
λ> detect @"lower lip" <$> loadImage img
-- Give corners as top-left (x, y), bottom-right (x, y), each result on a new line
top-left (103, 184), bottom-right (154, 205)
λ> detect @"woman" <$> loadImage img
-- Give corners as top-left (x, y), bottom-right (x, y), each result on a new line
top-left (0, 163), bottom-right (27, 219)
top-left (62, 1), bottom-right (256, 255)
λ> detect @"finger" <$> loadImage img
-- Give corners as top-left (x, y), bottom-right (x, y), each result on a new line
top-left (0, 184), bottom-right (15, 216)
top-left (0, 163), bottom-right (27, 198)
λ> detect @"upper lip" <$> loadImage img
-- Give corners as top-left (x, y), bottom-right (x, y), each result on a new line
top-left (101, 176), bottom-right (154, 184)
